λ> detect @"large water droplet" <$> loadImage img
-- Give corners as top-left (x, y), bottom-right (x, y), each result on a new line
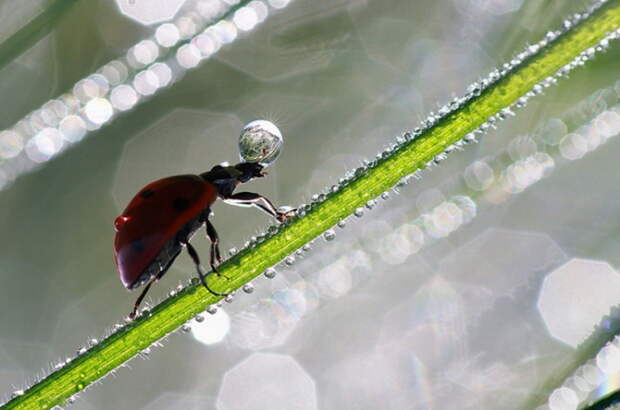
top-left (238, 120), bottom-right (283, 167)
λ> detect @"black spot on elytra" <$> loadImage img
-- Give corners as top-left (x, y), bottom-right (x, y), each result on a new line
top-left (131, 240), bottom-right (145, 253)
top-left (172, 198), bottom-right (190, 211)
top-left (140, 189), bottom-right (155, 198)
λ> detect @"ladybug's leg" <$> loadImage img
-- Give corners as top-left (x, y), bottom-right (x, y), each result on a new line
top-left (205, 219), bottom-right (223, 268)
top-left (185, 242), bottom-right (228, 297)
top-left (223, 192), bottom-right (295, 222)
top-left (129, 278), bottom-right (155, 319)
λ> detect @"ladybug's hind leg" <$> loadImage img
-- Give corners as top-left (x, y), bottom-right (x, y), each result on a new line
top-left (129, 249), bottom-right (181, 320)
top-left (185, 242), bottom-right (228, 297)
top-left (129, 279), bottom-right (155, 320)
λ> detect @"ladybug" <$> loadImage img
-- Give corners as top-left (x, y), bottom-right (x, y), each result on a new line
top-left (114, 120), bottom-right (293, 319)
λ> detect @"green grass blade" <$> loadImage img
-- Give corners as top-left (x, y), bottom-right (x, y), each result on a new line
top-left (0, 0), bottom-right (79, 72)
top-left (3, 1), bottom-right (620, 409)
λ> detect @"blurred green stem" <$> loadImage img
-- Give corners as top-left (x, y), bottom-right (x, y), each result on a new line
top-left (3, 1), bottom-right (620, 409)
top-left (0, 0), bottom-right (79, 73)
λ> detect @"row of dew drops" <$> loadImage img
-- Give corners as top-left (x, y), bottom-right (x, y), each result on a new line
top-left (5, 0), bottom-right (620, 406)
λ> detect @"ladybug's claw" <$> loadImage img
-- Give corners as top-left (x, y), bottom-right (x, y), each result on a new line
top-left (200, 271), bottom-right (228, 297)
top-left (276, 209), bottom-right (296, 223)
top-left (210, 262), bottom-right (231, 280)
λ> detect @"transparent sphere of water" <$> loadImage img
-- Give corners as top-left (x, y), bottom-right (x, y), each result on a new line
top-left (239, 120), bottom-right (283, 166)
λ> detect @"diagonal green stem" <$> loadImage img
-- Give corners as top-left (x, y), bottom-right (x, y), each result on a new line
top-left (0, 0), bottom-right (79, 73)
top-left (3, 1), bottom-right (620, 409)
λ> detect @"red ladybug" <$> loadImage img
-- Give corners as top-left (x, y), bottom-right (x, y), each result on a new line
top-left (114, 162), bottom-right (294, 319)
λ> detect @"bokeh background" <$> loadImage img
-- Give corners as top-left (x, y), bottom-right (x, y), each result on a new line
top-left (0, 0), bottom-right (619, 409)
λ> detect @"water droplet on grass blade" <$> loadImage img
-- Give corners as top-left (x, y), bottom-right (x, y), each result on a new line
top-left (323, 229), bottom-right (336, 241)
top-left (264, 268), bottom-right (277, 279)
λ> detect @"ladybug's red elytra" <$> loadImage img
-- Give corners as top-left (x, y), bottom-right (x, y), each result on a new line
top-left (114, 121), bottom-right (293, 319)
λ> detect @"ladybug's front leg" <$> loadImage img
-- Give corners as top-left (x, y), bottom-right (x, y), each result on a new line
top-left (223, 192), bottom-right (295, 222)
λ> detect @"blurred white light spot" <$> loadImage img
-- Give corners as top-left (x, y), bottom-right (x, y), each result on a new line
top-left (268, 0), bottom-right (290, 9)
top-left (149, 63), bottom-right (173, 87)
top-left (532, 152), bottom-right (555, 177)
top-left (217, 353), bottom-right (317, 410)
top-left (233, 7), bottom-right (258, 31)
top-left (212, 21), bottom-right (238, 44)
top-left (155, 23), bottom-right (181, 47)
top-left (193, 33), bottom-right (219, 57)
top-left (450, 195), bottom-right (477, 223)
top-left (133, 70), bottom-right (159, 96)
top-left (197, 0), bottom-right (224, 19)
top-left (0, 130), bottom-right (24, 159)
top-left (559, 133), bottom-right (589, 160)
top-left (28, 111), bottom-right (47, 132)
top-left (110, 85), bottom-right (139, 111)
top-left (502, 157), bottom-right (544, 194)
top-left (41, 100), bottom-right (69, 126)
top-left (88, 74), bottom-right (110, 97)
top-left (317, 257), bottom-right (353, 298)
top-left (249, 1), bottom-right (269, 22)
top-left (581, 364), bottom-right (603, 386)
top-left (116, 0), bottom-right (188, 26)
top-left (548, 387), bottom-right (579, 410)
top-left (537, 259), bottom-right (620, 347)
top-left (594, 110), bottom-right (620, 139)
top-left (59, 115), bottom-right (87, 142)
top-left (596, 344), bottom-right (620, 374)
top-left (578, 124), bottom-right (603, 151)
top-left (464, 160), bottom-right (494, 191)
top-left (378, 228), bottom-right (412, 265)
top-left (84, 98), bottom-right (114, 125)
top-left (401, 223), bottom-right (426, 253)
top-left (99, 60), bottom-right (129, 85)
top-left (229, 298), bottom-right (300, 350)
top-left (73, 78), bottom-right (104, 103)
top-left (191, 308), bottom-right (230, 345)
top-left (423, 201), bottom-right (463, 238)
top-left (273, 288), bottom-right (308, 319)
top-left (59, 94), bottom-right (81, 113)
top-left (540, 118), bottom-right (568, 146)
top-left (26, 128), bottom-right (64, 163)
top-left (508, 135), bottom-right (537, 161)
top-left (176, 44), bottom-right (202, 68)
top-left (132, 40), bottom-right (159, 66)
top-left (176, 16), bottom-right (199, 38)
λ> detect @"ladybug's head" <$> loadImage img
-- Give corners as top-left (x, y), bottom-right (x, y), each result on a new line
top-left (235, 162), bottom-right (265, 183)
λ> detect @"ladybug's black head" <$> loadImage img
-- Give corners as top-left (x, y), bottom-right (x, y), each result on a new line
top-left (235, 162), bottom-right (265, 183)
